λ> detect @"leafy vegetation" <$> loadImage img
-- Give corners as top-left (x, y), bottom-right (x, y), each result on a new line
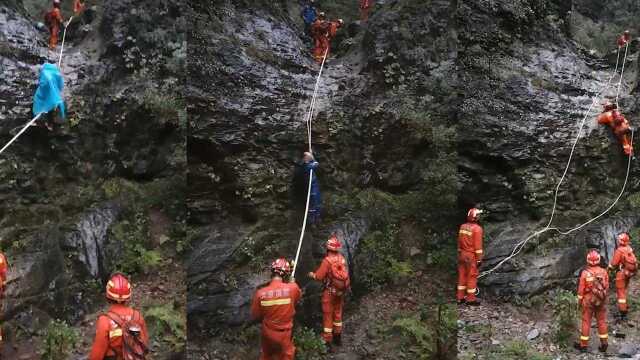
top-left (485, 341), bottom-right (552, 360)
top-left (551, 289), bottom-right (578, 348)
top-left (293, 327), bottom-right (327, 360)
top-left (41, 319), bottom-right (79, 360)
top-left (146, 303), bottom-right (187, 352)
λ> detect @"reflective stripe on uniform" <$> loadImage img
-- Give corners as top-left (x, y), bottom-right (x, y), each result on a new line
top-left (466, 288), bottom-right (476, 293)
top-left (580, 336), bottom-right (589, 341)
top-left (577, 295), bottom-right (583, 300)
top-left (261, 298), bottom-right (291, 306)
top-left (457, 286), bottom-right (466, 290)
top-left (475, 250), bottom-right (483, 254)
top-left (333, 322), bottom-right (342, 327)
top-left (598, 334), bottom-right (608, 339)
top-left (586, 277), bottom-right (594, 282)
top-left (618, 299), bottom-right (627, 303)
top-left (323, 328), bottom-right (333, 333)
top-left (109, 328), bottom-right (123, 339)
top-left (459, 230), bottom-right (472, 236)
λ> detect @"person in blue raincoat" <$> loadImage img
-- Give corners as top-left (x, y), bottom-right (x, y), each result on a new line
top-left (301, 0), bottom-right (318, 38)
top-left (32, 63), bottom-right (65, 130)
top-left (303, 151), bottom-right (321, 223)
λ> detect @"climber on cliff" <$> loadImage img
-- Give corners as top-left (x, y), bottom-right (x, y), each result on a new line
top-left (359, 0), bottom-right (373, 22)
top-left (608, 232), bottom-right (637, 322)
top-left (89, 273), bottom-right (149, 360)
top-left (44, 0), bottom-right (65, 49)
top-left (74, 0), bottom-right (86, 16)
top-left (311, 13), bottom-right (343, 63)
top-left (293, 151), bottom-right (322, 223)
top-left (308, 235), bottom-right (350, 351)
top-left (617, 30), bottom-right (631, 48)
top-left (575, 250), bottom-right (609, 353)
top-left (457, 208), bottom-right (483, 305)
top-left (597, 102), bottom-right (633, 156)
top-left (251, 258), bottom-right (302, 360)
top-left (301, 0), bottom-right (317, 39)
top-left (0, 251), bottom-right (8, 343)
top-left (33, 62), bottom-right (66, 131)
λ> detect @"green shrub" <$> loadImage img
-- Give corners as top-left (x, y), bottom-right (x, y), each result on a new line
top-left (145, 303), bottom-right (186, 352)
top-left (356, 226), bottom-right (413, 290)
top-left (293, 327), bottom-right (326, 360)
top-left (41, 319), bottom-right (79, 360)
top-left (433, 303), bottom-right (457, 358)
top-left (391, 315), bottom-right (434, 358)
top-left (111, 213), bottom-right (162, 274)
top-left (487, 341), bottom-right (552, 360)
top-left (551, 289), bottom-right (578, 348)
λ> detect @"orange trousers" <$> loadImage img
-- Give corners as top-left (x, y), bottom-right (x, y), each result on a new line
top-left (457, 251), bottom-right (478, 302)
top-left (49, 26), bottom-right (59, 49)
top-left (313, 37), bottom-right (329, 63)
top-left (619, 133), bottom-right (633, 155)
top-left (321, 290), bottom-right (343, 343)
top-left (580, 301), bottom-right (608, 348)
top-left (615, 271), bottom-right (631, 312)
top-left (260, 325), bottom-right (295, 360)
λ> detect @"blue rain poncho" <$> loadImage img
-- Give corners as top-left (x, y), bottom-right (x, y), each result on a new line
top-left (32, 63), bottom-right (65, 119)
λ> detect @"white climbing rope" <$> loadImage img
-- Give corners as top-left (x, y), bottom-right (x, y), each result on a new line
top-left (291, 48), bottom-right (330, 277)
top-left (0, 113), bottom-right (44, 156)
top-left (479, 44), bottom-right (632, 279)
top-left (616, 42), bottom-right (629, 107)
top-left (58, 16), bottom-right (74, 68)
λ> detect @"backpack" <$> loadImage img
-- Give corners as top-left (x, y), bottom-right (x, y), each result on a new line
top-left (327, 255), bottom-right (350, 291)
top-left (623, 249), bottom-right (638, 274)
top-left (104, 311), bottom-right (148, 360)
top-left (586, 271), bottom-right (607, 307)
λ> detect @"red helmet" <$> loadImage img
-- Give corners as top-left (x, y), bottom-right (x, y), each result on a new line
top-left (467, 208), bottom-right (482, 222)
top-left (326, 234), bottom-right (341, 251)
top-left (586, 250), bottom-right (601, 266)
top-left (271, 258), bottom-right (291, 277)
top-left (618, 232), bottom-right (630, 246)
top-left (106, 273), bottom-right (132, 302)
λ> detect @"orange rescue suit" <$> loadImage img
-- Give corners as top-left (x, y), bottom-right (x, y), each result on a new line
top-left (0, 253), bottom-right (7, 342)
top-left (360, 0), bottom-right (372, 21)
top-left (577, 266), bottom-right (609, 348)
top-left (251, 278), bottom-right (302, 360)
top-left (312, 252), bottom-right (347, 343)
top-left (609, 245), bottom-right (636, 313)
top-left (597, 109), bottom-right (633, 155)
top-left (311, 20), bottom-right (341, 63)
top-left (74, 0), bottom-right (85, 15)
top-left (89, 303), bottom-right (149, 360)
top-left (457, 222), bottom-right (483, 302)
top-left (46, 8), bottom-right (64, 49)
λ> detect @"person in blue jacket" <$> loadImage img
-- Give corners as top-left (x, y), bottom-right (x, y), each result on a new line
top-left (301, 0), bottom-right (318, 38)
top-left (32, 62), bottom-right (66, 131)
top-left (303, 151), bottom-right (321, 224)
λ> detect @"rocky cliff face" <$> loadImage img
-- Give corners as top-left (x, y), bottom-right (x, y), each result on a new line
top-left (459, 0), bottom-right (640, 296)
top-left (187, 0), bottom-right (460, 349)
top-left (0, 0), bottom-right (185, 356)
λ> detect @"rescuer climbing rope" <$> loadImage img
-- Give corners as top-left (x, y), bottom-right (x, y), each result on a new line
top-left (291, 47), bottom-right (330, 278)
top-left (479, 34), bottom-right (633, 279)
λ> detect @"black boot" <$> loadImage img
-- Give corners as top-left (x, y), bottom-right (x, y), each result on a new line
top-left (573, 342), bottom-right (587, 353)
top-left (334, 333), bottom-right (342, 346)
top-left (599, 342), bottom-right (608, 353)
top-left (467, 299), bottom-right (481, 306)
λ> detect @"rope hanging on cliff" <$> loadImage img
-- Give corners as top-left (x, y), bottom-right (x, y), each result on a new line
top-left (479, 44), bottom-right (631, 279)
top-left (616, 42), bottom-right (629, 107)
top-left (0, 113), bottom-right (44, 156)
top-left (58, 16), bottom-right (74, 68)
top-left (291, 48), bottom-right (330, 278)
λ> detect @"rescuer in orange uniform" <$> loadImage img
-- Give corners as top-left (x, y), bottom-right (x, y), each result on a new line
top-left (311, 13), bottom-right (343, 63)
top-left (308, 235), bottom-right (350, 348)
top-left (74, 0), bottom-right (85, 15)
top-left (597, 102), bottom-right (633, 156)
top-left (617, 30), bottom-right (631, 48)
top-left (575, 250), bottom-right (609, 353)
top-left (89, 273), bottom-right (149, 360)
top-left (359, 0), bottom-right (373, 22)
top-left (45, 0), bottom-right (65, 49)
top-left (251, 258), bottom-right (302, 360)
top-left (0, 252), bottom-right (8, 342)
top-left (608, 232), bottom-right (637, 321)
top-left (457, 208), bottom-right (483, 305)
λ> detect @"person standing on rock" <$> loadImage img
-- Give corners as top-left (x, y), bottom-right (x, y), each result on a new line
top-left (44, 0), bottom-right (65, 49)
top-left (617, 30), bottom-right (631, 48)
top-left (311, 13), bottom-right (343, 64)
top-left (575, 250), bottom-right (609, 353)
top-left (597, 102), bottom-right (633, 156)
top-left (302, 151), bottom-right (321, 223)
top-left (89, 273), bottom-right (149, 360)
top-left (301, 0), bottom-right (317, 40)
top-left (359, 0), bottom-right (373, 22)
top-left (608, 232), bottom-right (637, 322)
top-left (308, 235), bottom-right (350, 350)
top-left (251, 258), bottom-right (302, 360)
top-left (457, 208), bottom-right (483, 305)
top-left (33, 63), bottom-right (66, 131)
